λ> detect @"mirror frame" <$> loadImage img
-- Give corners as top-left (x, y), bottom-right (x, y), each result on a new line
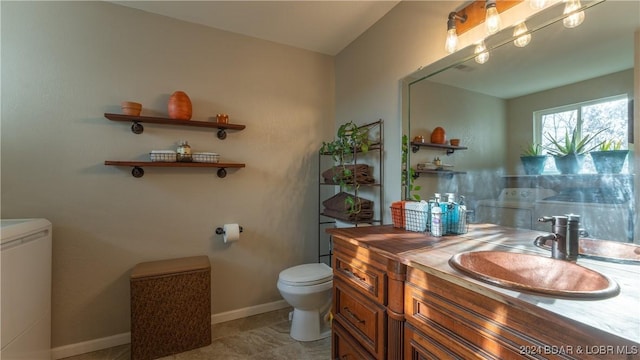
top-left (401, 0), bottom-right (610, 200)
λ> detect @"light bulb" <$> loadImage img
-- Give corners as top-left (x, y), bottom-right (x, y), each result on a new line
top-left (445, 28), bottom-right (458, 53)
top-left (513, 22), bottom-right (531, 48)
top-left (563, 0), bottom-right (585, 28)
top-left (485, 1), bottom-right (501, 35)
top-left (474, 41), bottom-right (490, 64)
top-left (530, 0), bottom-right (547, 9)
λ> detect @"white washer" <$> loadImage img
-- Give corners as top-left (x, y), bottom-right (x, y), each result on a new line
top-left (1, 218), bottom-right (52, 360)
top-left (475, 188), bottom-right (556, 229)
top-left (534, 199), bottom-right (631, 242)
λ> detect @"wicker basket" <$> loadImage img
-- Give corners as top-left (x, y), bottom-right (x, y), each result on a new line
top-left (391, 202), bottom-right (467, 235)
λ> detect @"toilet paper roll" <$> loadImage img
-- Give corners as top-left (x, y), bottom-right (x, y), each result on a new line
top-left (223, 223), bottom-right (240, 243)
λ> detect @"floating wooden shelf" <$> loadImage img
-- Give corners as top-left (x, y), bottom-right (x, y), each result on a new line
top-left (410, 141), bottom-right (468, 154)
top-left (104, 160), bottom-right (245, 178)
top-left (412, 169), bottom-right (466, 178)
top-left (104, 113), bottom-right (245, 139)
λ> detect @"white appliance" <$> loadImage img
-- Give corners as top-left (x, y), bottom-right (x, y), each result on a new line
top-left (534, 189), bottom-right (632, 242)
top-left (475, 188), bottom-right (556, 229)
top-left (1, 218), bottom-right (52, 360)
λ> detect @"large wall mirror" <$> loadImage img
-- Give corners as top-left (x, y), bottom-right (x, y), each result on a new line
top-left (402, 0), bottom-right (638, 243)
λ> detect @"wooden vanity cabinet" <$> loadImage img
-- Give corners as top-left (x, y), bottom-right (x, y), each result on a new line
top-left (404, 267), bottom-right (635, 360)
top-left (331, 236), bottom-right (406, 360)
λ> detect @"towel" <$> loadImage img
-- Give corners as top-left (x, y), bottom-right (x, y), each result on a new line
top-left (322, 192), bottom-right (373, 212)
top-left (404, 201), bottom-right (429, 232)
top-left (323, 208), bottom-right (374, 222)
top-left (322, 165), bottom-right (374, 185)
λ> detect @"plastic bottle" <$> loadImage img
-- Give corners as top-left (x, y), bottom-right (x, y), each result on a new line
top-left (458, 195), bottom-right (467, 232)
top-left (431, 194), bottom-right (443, 237)
top-left (445, 193), bottom-right (457, 230)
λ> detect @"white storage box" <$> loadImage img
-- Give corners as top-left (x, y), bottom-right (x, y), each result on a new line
top-left (192, 152), bottom-right (219, 163)
top-left (150, 150), bottom-right (176, 162)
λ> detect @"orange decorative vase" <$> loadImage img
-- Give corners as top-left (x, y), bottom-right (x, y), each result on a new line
top-left (430, 127), bottom-right (446, 144)
top-left (168, 91), bottom-right (192, 120)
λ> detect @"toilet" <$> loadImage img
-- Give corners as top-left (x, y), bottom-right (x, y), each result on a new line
top-left (277, 262), bottom-right (333, 341)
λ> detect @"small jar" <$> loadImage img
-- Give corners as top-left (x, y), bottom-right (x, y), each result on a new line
top-left (177, 140), bottom-right (192, 162)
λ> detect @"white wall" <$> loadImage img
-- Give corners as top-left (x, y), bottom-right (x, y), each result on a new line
top-left (1, 1), bottom-right (333, 349)
top-left (408, 81), bottom-right (507, 202)
top-left (335, 1), bottom-right (463, 215)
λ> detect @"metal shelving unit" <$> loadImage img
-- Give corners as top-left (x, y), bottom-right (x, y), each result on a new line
top-left (318, 119), bottom-right (384, 265)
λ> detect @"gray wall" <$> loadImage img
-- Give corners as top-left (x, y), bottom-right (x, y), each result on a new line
top-left (335, 1), bottom-right (463, 214)
top-left (2, 1), bottom-right (334, 348)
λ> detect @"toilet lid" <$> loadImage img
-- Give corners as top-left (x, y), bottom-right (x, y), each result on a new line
top-left (279, 263), bottom-right (333, 286)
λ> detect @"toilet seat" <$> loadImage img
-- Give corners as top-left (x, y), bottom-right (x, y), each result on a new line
top-left (278, 263), bottom-right (332, 286)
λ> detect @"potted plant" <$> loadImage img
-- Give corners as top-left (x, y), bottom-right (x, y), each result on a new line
top-left (589, 139), bottom-right (629, 174)
top-left (544, 127), bottom-right (604, 174)
top-left (320, 121), bottom-right (371, 213)
top-left (520, 142), bottom-right (547, 175)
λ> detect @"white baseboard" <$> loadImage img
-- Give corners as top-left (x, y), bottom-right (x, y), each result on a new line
top-left (51, 333), bottom-right (130, 360)
top-left (211, 299), bottom-right (289, 324)
top-left (50, 300), bottom-right (290, 359)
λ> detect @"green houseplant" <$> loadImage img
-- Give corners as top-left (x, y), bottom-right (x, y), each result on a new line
top-left (519, 142), bottom-right (547, 175)
top-left (544, 127), bottom-right (604, 174)
top-left (402, 135), bottom-right (421, 200)
top-left (589, 139), bottom-right (629, 174)
top-left (320, 121), bottom-right (372, 213)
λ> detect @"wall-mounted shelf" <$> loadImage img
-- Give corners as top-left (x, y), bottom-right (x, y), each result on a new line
top-left (410, 141), bottom-right (467, 155)
top-left (412, 169), bottom-right (466, 179)
top-left (104, 113), bottom-right (246, 139)
top-left (104, 160), bottom-right (245, 178)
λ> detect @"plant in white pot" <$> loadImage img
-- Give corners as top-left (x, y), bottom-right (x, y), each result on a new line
top-left (520, 143), bottom-right (547, 175)
top-left (589, 139), bottom-right (629, 174)
top-left (544, 127), bottom-right (604, 174)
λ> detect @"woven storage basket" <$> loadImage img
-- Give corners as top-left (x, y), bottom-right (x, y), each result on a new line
top-left (130, 256), bottom-right (211, 360)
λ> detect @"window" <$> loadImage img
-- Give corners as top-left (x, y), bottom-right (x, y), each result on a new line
top-left (534, 95), bottom-right (630, 174)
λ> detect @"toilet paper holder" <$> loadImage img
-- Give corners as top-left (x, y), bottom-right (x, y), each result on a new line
top-left (215, 226), bottom-right (243, 235)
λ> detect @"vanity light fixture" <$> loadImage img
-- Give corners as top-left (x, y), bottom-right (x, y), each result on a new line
top-left (445, 12), bottom-right (468, 54)
top-left (513, 22), bottom-right (532, 47)
top-left (474, 40), bottom-right (490, 64)
top-left (529, 0), bottom-right (547, 9)
top-left (485, 0), bottom-right (502, 35)
top-left (563, 0), bottom-right (585, 28)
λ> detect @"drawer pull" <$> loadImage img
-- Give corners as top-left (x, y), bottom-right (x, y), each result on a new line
top-left (343, 306), bottom-right (365, 324)
top-left (340, 267), bottom-right (366, 282)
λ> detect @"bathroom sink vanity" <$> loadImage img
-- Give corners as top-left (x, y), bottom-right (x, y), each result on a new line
top-left (328, 224), bottom-right (640, 360)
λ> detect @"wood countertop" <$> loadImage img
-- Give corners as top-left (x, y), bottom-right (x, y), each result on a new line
top-left (327, 224), bottom-right (640, 345)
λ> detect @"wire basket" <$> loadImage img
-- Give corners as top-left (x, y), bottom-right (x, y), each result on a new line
top-left (390, 202), bottom-right (468, 235)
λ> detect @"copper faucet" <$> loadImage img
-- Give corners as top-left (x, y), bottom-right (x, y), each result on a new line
top-left (534, 215), bottom-right (581, 261)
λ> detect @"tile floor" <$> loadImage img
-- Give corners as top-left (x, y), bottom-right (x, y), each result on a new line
top-left (61, 308), bottom-right (330, 360)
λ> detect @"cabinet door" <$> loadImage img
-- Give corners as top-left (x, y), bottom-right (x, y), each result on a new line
top-left (333, 277), bottom-right (386, 359)
top-left (332, 320), bottom-right (376, 360)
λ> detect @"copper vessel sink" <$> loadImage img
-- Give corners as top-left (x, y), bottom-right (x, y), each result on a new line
top-left (449, 251), bottom-right (619, 299)
top-left (534, 238), bottom-right (640, 265)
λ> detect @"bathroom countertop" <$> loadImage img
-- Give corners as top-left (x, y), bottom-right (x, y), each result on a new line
top-left (327, 224), bottom-right (640, 345)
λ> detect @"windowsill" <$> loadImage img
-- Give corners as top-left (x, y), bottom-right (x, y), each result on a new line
top-left (501, 174), bottom-right (634, 194)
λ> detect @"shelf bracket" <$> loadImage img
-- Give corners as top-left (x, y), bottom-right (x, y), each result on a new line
top-left (217, 129), bottom-right (227, 140)
top-left (130, 122), bottom-right (144, 134)
top-left (411, 145), bottom-right (420, 153)
top-left (446, 149), bottom-right (455, 155)
top-left (217, 168), bottom-right (227, 178)
top-left (131, 166), bottom-right (144, 178)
